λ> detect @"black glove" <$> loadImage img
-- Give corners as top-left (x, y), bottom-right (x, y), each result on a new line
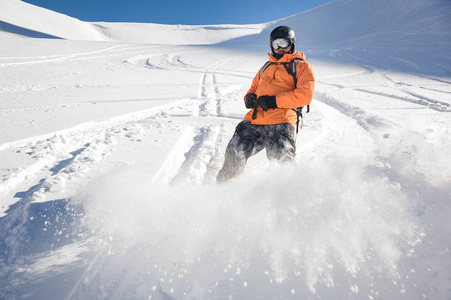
top-left (258, 96), bottom-right (277, 111)
top-left (244, 93), bottom-right (257, 109)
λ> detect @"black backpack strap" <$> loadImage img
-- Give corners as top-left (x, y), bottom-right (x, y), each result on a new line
top-left (286, 59), bottom-right (309, 133)
top-left (294, 107), bottom-right (303, 134)
top-left (260, 61), bottom-right (273, 78)
top-left (287, 59), bottom-right (301, 87)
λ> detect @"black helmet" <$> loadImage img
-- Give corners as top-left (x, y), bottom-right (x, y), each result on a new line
top-left (270, 26), bottom-right (296, 56)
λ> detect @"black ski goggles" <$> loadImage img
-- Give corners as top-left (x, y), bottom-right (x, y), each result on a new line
top-left (271, 38), bottom-right (291, 50)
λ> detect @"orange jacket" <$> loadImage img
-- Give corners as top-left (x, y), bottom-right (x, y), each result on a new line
top-left (243, 51), bottom-right (315, 127)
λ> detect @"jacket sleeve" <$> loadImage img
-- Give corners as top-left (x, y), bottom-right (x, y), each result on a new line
top-left (244, 67), bottom-right (264, 102)
top-left (275, 62), bottom-right (315, 109)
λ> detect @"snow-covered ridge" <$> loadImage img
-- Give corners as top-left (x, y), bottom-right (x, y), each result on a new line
top-left (0, 0), bottom-right (270, 44)
top-left (92, 22), bottom-right (270, 45)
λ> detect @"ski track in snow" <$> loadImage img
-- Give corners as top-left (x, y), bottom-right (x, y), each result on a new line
top-left (1, 41), bottom-right (451, 299)
top-left (0, 46), bottom-right (247, 298)
top-left (0, 45), bottom-right (239, 197)
top-left (0, 45), bottom-right (136, 67)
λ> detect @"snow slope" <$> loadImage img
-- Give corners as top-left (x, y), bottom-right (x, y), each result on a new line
top-left (0, 0), bottom-right (450, 299)
top-left (224, 0), bottom-right (451, 76)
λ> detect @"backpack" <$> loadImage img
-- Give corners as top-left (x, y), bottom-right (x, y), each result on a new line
top-left (258, 58), bottom-right (310, 133)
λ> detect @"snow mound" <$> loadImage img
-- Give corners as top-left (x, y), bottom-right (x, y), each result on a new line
top-left (0, 0), bottom-right (109, 41)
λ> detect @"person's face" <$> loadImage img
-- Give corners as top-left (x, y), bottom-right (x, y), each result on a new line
top-left (271, 38), bottom-right (292, 56)
top-left (274, 46), bottom-right (291, 55)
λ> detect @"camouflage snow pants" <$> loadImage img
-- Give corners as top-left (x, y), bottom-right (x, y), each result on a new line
top-left (216, 121), bottom-right (296, 183)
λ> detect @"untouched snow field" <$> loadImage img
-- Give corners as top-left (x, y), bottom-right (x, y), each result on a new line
top-left (1, 0), bottom-right (450, 299)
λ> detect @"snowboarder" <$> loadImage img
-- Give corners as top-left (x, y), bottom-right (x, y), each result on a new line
top-left (217, 26), bottom-right (315, 183)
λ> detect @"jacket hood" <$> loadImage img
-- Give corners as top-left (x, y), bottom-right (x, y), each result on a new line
top-left (268, 51), bottom-right (305, 63)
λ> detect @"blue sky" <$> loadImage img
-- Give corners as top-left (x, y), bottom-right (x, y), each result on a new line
top-left (22, 0), bottom-right (334, 25)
